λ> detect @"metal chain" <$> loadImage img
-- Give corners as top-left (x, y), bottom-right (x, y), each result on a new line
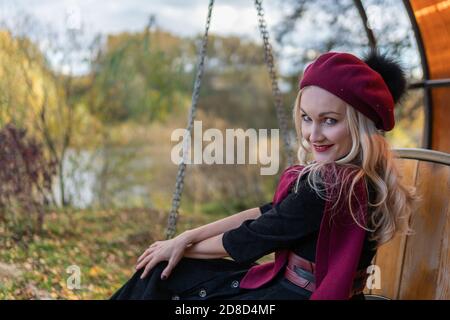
top-left (165, 0), bottom-right (214, 239)
top-left (166, 0), bottom-right (294, 238)
top-left (254, 0), bottom-right (295, 167)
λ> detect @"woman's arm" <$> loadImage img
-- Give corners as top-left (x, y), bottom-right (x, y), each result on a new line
top-left (183, 234), bottom-right (227, 259)
top-left (136, 207), bottom-right (261, 279)
top-left (182, 207), bottom-right (261, 245)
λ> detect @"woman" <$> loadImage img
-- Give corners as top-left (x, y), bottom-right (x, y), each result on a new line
top-left (110, 51), bottom-right (418, 300)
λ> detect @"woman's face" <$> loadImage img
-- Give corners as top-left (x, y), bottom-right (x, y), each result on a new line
top-left (299, 86), bottom-right (352, 163)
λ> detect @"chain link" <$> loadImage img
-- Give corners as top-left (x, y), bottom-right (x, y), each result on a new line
top-left (165, 0), bottom-right (214, 239)
top-left (254, 0), bottom-right (295, 166)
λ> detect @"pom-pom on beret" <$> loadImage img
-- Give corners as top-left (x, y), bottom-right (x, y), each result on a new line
top-left (299, 51), bottom-right (406, 131)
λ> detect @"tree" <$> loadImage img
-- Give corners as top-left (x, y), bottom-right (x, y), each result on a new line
top-left (0, 20), bottom-right (101, 207)
top-left (0, 124), bottom-right (56, 237)
top-left (88, 27), bottom-right (190, 124)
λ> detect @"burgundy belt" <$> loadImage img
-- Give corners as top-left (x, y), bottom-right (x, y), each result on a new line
top-left (283, 251), bottom-right (368, 297)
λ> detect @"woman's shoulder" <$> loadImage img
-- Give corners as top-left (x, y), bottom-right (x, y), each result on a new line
top-left (280, 162), bottom-right (368, 196)
top-left (288, 170), bottom-right (324, 203)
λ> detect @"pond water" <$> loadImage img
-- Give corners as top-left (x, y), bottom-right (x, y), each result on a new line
top-left (52, 147), bottom-right (155, 209)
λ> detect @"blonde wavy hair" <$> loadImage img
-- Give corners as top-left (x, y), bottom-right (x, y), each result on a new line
top-left (291, 88), bottom-right (419, 246)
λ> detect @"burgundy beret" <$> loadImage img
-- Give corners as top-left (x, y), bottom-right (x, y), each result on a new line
top-left (299, 52), bottom-right (395, 131)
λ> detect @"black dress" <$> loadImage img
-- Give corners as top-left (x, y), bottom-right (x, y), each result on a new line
top-left (110, 173), bottom-right (377, 300)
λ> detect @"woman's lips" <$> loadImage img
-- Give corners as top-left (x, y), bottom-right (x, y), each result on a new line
top-left (313, 144), bottom-right (334, 152)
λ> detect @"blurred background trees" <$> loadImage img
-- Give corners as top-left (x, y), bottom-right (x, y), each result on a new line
top-left (0, 0), bottom-right (425, 231)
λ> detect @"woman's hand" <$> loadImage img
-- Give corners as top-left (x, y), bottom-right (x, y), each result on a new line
top-left (135, 232), bottom-right (193, 280)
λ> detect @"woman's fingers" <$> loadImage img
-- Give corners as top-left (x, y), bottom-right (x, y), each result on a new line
top-left (137, 246), bottom-right (157, 264)
top-left (137, 248), bottom-right (151, 262)
top-left (161, 249), bottom-right (185, 280)
top-left (136, 252), bottom-right (148, 265)
top-left (137, 248), bottom-right (150, 264)
top-left (136, 239), bottom-right (186, 279)
top-left (136, 253), bottom-right (153, 270)
top-left (140, 257), bottom-right (161, 279)
top-left (161, 258), bottom-right (177, 280)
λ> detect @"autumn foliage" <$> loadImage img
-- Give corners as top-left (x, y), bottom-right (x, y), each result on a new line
top-left (0, 124), bottom-right (56, 238)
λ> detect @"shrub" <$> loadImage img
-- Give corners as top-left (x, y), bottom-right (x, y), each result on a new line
top-left (0, 123), bottom-right (56, 239)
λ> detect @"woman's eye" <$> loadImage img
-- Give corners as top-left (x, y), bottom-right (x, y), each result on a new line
top-left (325, 118), bottom-right (337, 125)
top-left (301, 115), bottom-right (336, 125)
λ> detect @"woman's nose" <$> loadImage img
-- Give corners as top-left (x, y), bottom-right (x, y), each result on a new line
top-left (309, 123), bottom-right (324, 142)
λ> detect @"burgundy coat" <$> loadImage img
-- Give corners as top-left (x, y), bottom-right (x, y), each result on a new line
top-left (238, 164), bottom-right (369, 300)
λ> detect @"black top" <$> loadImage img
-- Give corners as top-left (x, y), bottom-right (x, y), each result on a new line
top-left (222, 172), bottom-right (378, 270)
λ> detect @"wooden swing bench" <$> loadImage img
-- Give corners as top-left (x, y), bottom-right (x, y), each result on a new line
top-left (364, 147), bottom-right (450, 300)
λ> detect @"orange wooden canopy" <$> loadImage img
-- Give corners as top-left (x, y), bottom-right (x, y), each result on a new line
top-left (406, 0), bottom-right (450, 152)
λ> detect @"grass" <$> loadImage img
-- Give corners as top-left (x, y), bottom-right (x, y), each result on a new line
top-left (0, 208), bottom-right (212, 299)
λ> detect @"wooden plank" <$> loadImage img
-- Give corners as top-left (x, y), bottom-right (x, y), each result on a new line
top-left (367, 158), bottom-right (418, 298)
top-left (431, 88), bottom-right (450, 153)
top-left (436, 201), bottom-right (450, 299)
top-left (398, 161), bottom-right (450, 299)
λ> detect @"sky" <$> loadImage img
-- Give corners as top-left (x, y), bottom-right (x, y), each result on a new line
top-left (0, 0), bottom-right (283, 39)
top-left (0, 0), bottom-right (291, 74)
top-left (0, 0), bottom-right (421, 78)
